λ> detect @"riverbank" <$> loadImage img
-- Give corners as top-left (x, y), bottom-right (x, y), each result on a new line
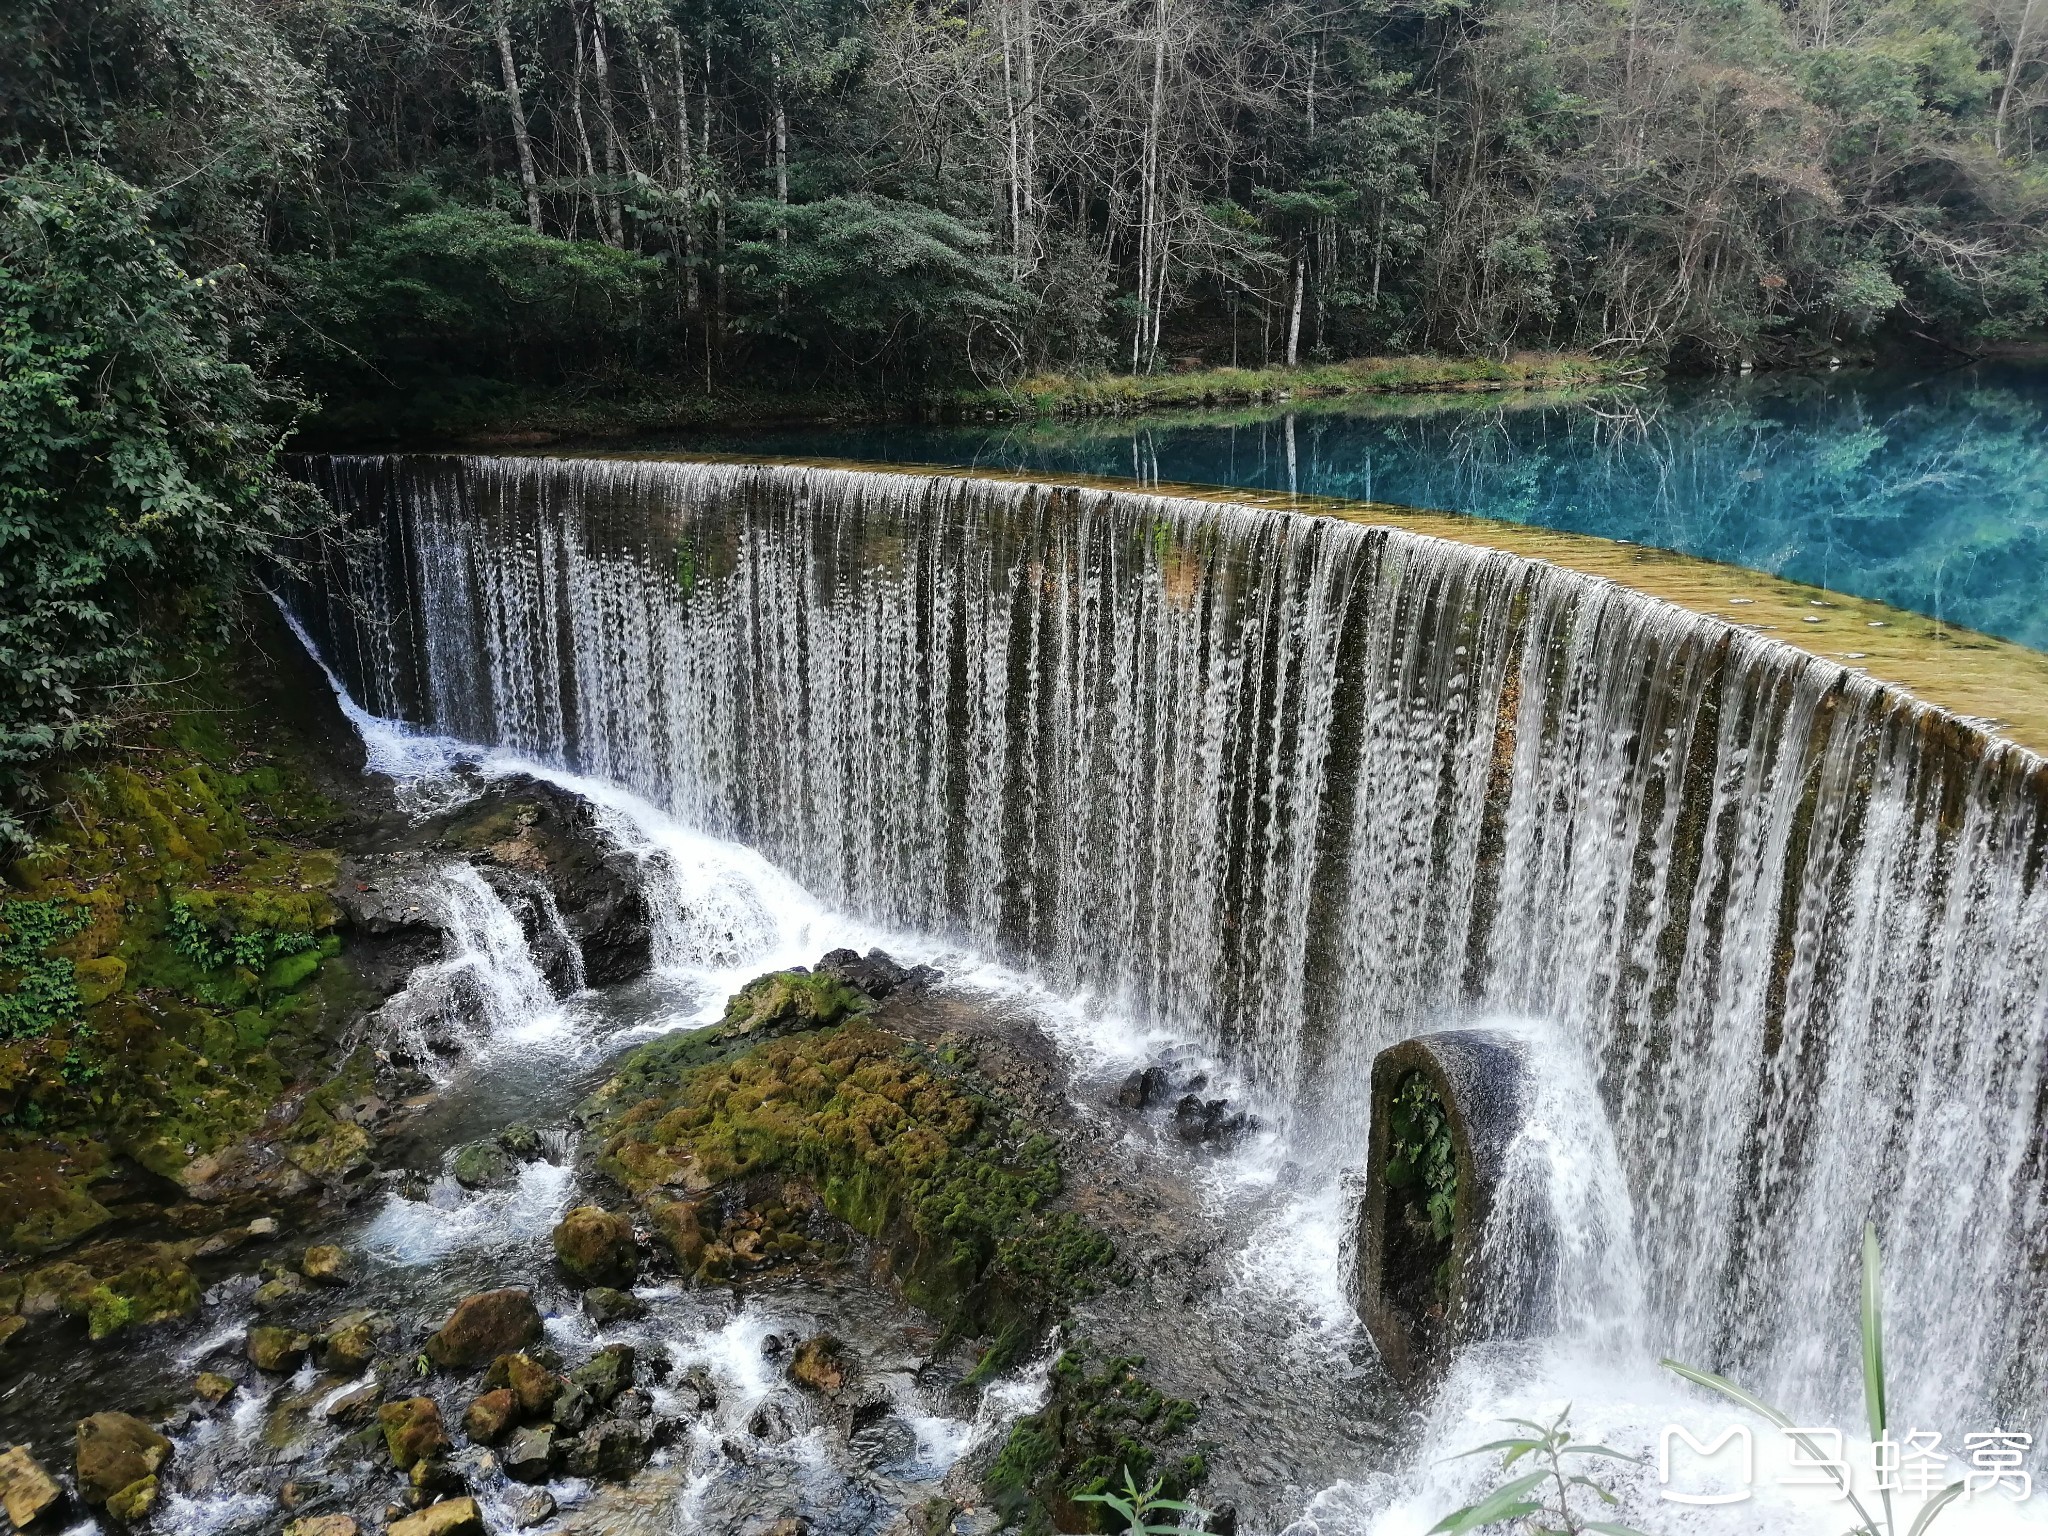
top-left (303, 352), bottom-right (1638, 450)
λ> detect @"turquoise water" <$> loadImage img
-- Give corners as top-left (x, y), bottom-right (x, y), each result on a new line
top-left (660, 367), bottom-right (2048, 652)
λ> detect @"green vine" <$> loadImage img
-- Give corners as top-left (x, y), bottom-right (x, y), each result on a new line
top-left (0, 899), bottom-right (88, 1042)
top-left (1385, 1069), bottom-right (1459, 1310)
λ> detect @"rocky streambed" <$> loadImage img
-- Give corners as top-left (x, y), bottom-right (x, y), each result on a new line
top-left (0, 630), bottom-right (1404, 1536)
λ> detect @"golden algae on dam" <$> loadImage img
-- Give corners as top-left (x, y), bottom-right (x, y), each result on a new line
top-left (583, 450), bottom-right (2048, 761)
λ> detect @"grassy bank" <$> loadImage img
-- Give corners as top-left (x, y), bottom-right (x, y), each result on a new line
top-left (965, 351), bottom-right (1636, 418)
top-left (307, 351), bottom-right (1640, 448)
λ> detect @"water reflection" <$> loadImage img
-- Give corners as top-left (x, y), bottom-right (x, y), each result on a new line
top-left (659, 367), bottom-right (2048, 651)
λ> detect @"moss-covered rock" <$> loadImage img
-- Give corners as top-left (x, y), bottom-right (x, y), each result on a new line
top-left (463, 1388), bottom-right (518, 1445)
top-left (378, 1397), bottom-right (451, 1471)
top-left (551, 1205), bottom-right (637, 1288)
top-left (425, 1289), bottom-right (542, 1369)
top-left (247, 1324), bottom-right (311, 1373)
top-left (591, 1009), bottom-right (1112, 1361)
top-left (986, 1347), bottom-right (1204, 1536)
top-left (483, 1353), bottom-right (563, 1419)
top-left (73, 1413), bottom-right (170, 1508)
top-left (718, 968), bottom-right (872, 1037)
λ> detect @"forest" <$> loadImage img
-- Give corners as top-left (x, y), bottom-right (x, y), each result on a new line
top-left (9, 0), bottom-right (2048, 811)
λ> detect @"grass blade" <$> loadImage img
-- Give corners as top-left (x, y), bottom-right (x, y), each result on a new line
top-left (1862, 1220), bottom-right (1886, 1442)
top-left (1904, 1482), bottom-right (1964, 1536)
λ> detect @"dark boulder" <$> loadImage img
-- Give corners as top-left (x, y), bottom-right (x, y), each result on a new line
top-left (815, 947), bottom-right (942, 1002)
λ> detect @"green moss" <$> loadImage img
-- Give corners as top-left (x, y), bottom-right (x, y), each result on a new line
top-left (0, 626), bottom-right (369, 1255)
top-left (594, 1013), bottom-right (1112, 1349)
top-left (719, 968), bottom-right (872, 1036)
top-left (986, 1346), bottom-right (1204, 1535)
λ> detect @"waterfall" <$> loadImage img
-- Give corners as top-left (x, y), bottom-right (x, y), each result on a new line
top-left (290, 452), bottom-right (2048, 1444)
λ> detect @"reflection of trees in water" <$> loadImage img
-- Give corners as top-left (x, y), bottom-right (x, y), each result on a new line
top-left (1108, 376), bottom-right (2048, 651)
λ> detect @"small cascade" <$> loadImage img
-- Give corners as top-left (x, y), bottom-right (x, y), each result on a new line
top-left (375, 861), bottom-right (568, 1074)
top-left (288, 453), bottom-right (2048, 1447)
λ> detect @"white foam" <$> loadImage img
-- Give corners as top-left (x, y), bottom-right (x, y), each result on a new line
top-left (360, 1157), bottom-right (575, 1268)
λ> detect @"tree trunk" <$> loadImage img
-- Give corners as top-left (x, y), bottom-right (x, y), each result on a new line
top-left (1999, 0), bottom-right (2043, 154)
top-left (490, 0), bottom-right (542, 233)
top-left (1133, 0), bottom-right (1169, 374)
top-left (1286, 252), bottom-right (1305, 366)
top-left (589, 3), bottom-right (627, 245)
top-left (670, 27), bottom-right (699, 312)
top-left (569, 8), bottom-right (612, 244)
top-left (1000, 3), bottom-right (1023, 277)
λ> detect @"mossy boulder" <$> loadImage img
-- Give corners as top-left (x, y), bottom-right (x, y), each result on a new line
top-left (247, 1324), bottom-right (311, 1373)
top-left (84, 1254), bottom-right (200, 1339)
top-left (300, 1243), bottom-right (352, 1286)
top-left (194, 1372), bottom-right (236, 1405)
top-left (378, 1397), bottom-right (450, 1470)
top-left (104, 1473), bottom-right (158, 1523)
top-left (719, 968), bottom-right (871, 1038)
top-left (566, 1344), bottom-right (635, 1407)
top-left (388, 1495), bottom-right (483, 1536)
top-left (451, 1139), bottom-right (519, 1191)
top-left (593, 1016), bottom-right (1112, 1350)
top-left (424, 1289), bottom-right (542, 1369)
top-left (484, 1353), bottom-right (563, 1419)
top-left (788, 1335), bottom-right (847, 1394)
top-left (462, 1388), bottom-right (518, 1446)
top-left (74, 1413), bottom-right (171, 1508)
top-left (986, 1347), bottom-right (1204, 1534)
top-left (314, 1309), bottom-right (393, 1375)
top-left (551, 1206), bottom-right (638, 1288)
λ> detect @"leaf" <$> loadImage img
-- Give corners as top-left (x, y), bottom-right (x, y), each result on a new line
top-left (1861, 1220), bottom-right (1887, 1442)
top-left (1426, 1470), bottom-right (1550, 1533)
top-left (1446, 1437), bottom-right (1543, 1463)
top-left (1904, 1482), bottom-right (1965, 1536)
top-left (1582, 1524), bottom-right (1659, 1536)
top-left (1563, 1443), bottom-right (1644, 1463)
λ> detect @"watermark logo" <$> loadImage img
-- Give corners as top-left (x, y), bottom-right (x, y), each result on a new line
top-left (1658, 1425), bottom-right (2034, 1505)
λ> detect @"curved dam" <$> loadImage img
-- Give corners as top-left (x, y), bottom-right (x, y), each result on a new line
top-left (291, 453), bottom-right (2048, 1447)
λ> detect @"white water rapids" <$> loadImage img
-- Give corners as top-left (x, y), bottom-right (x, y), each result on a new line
top-left (283, 453), bottom-right (2048, 1535)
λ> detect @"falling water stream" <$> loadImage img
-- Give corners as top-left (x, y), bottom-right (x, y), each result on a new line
top-left (277, 453), bottom-right (2048, 1534)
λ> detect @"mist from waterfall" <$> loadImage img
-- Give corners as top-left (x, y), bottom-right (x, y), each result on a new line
top-left (289, 452), bottom-right (2048, 1452)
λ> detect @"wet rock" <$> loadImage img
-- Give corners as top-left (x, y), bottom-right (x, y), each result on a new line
top-left (676, 1364), bottom-right (718, 1414)
top-left (0, 1316), bottom-right (24, 1350)
top-left (254, 1273), bottom-right (309, 1310)
top-left (315, 1309), bottom-right (393, 1375)
top-left (194, 1371), bottom-right (236, 1405)
top-left (247, 1323), bottom-right (311, 1373)
top-left (438, 777), bottom-right (654, 985)
top-left (644, 1196), bottom-right (706, 1271)
top-left (284, 1517), bottom-right (359, 1536)
top-left (1115, 1066), bottom-right (1168, 1110)
top-left (0, 1444), bottom-right (63, 1528)
top-left (567, 1344), bottom-right (635, 1407)
top-left (379, 1398), bottom-right (451, 1471)
top-left (450, 1139), bottom-right (519, 1191)
top-left (745, 1396), bottom-right (798, 1444)
top-left (1207, 1502), bottom-right (1240, 1536)
top-left (102, 1472), bottom-right (157, 1523)
top-left (787, 1335), bottom-right (847, 1394)
top-left (409, 1457), bottom-right (464, 1498)
top-left (326, 1383), bottom-right (380, 1426)
top-left (1172, 1093), bottom-right (1253, 1146)
top-left (74, 1413), bottom-right (171, 1509)
top-left (582, 1285), bottom-right (646, 1325)
top-left (388, 1496), bottom-right (484, 1536)
top-left (552, 1206), bottom-right (638, 1288)
top-left (560, 1413), bottom-right (653, 1481)
top-left (462, 1389), bottom-right (518, 1446)
top-left (816, 947), bottom-right (941, 1001)
top-left (511, 1489), bottom-right (555, 1528)
top-left (501, 1425), bottom-right (554, 1483)
top-left (549, 1381), bottom-right (595, 1434)
top-left (301, 1244), bottom-right (353, 1286)
top-left (424, 1289), bottom-right (542, 1368)
top-left (484, 1354), bottom-right (563, 1419)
